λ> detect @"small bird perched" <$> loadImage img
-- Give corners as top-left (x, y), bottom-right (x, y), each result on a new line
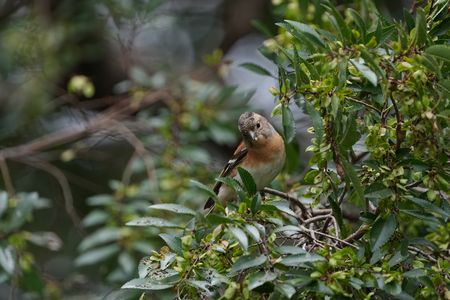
top-left (204, 112), bottom-right (286, 210)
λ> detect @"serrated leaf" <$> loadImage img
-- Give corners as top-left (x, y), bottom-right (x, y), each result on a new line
top-left (282, 105), bottom-right (296, 143)
top-left (240, 63), bottom-right (273, 77)
top-left (280, 253), bottom-right (325, 266)
top-left (236, 167), bottom-right (257, 196)
top-left (149, 204), bottom-right (196, 216)
top-left (75, 244), bottom-right (120, 267)
top-left (126, 217), bottom-right (182, 228)
top-left (425, 44), bottom-right (450, 63)
top-left (229, 226), bottom-right (249, 251)
top-left (159, 234), bottom-right (182, 254)
top-left (244, 224), bottom-right (261, 242)
top-left (350, 58), bottom-right (378, 86)
top-left (248, 272), bottom-right (277, 291)
top-left (229, 255), bottom-right (266, 274)
top-left (370, 215), bottom-right (397, 251)
top-left (408, 197), bottom-right (449, 219)
top-left (364, 183), bottom-right (393, 200)
top-left (121, 278), bottom-right (174, 290)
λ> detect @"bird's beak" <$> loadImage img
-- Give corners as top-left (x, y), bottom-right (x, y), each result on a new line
top-left (249, 130), bottom-right (258, 141)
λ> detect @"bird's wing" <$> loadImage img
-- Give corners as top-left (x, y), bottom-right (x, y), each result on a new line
top-left (204, 142), bottom-right (248, 210)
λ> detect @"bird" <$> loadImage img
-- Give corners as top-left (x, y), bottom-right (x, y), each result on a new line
top-left (204, 112), bottom-right (286, 210)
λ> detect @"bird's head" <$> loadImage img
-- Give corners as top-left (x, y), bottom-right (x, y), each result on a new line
top-left (238, 112), bottom-right (274, 145)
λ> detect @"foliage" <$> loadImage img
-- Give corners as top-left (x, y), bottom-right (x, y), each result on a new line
top-left (123, 1), bottom-right (450, 299)
top-left (75, 79), bottom-right (252, 283)
top-left (0, 191), bottom-right (61, 298)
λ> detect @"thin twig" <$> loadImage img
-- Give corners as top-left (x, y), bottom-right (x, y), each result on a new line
top-left (17, 159), bottom-right (84, 235)
top-left (345, 97), bottom-right (381, 114)
top-left (344, 224), bottom-right (369, 243)
top-left (263, 187), bottom-right (310, 218)
top-left (300, 225), bottom-right (357, 248)
top-left (390, 93), bottom-right (403, 151)
top-left (303, 214), bottom-right (331, 226)
top-left (0, 156), bottom-right (15, 197)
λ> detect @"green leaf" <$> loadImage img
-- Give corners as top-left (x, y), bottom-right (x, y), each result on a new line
top-left (86, 194), bottom-right (113, 206)
top-left (126, 217), bottom-right (182, 228)
top-left (0, 246), bottom-right (15, 274)
top-left (284, 20), bottom-right (326, 48)
top-left (250, 194), bottom-right (261, 214)
top-left (305, 101), bottom-right (324, 146)
top-left (159, 234), bottom-right (182, 254)
top-left (364, 183), bottom-right (393, 200)
top-left (340, 156), bottom-right (364, 204)
top-left (189, 180), bottom-right (218, 200)
top-left (275, 246), bottom-right (307, 255)
top-left (350, 58), bottom-right (378, 86)
top-left (404, 269), bottom-right (426, 278)
top-left (408, 197), bottom-right (449, 218)
top-left (322, 3), bottom-right (352, 42)
top-left (229, 255), bottom-right (266, 274)
top-left (370, 215), bottom-right (397, 251)
top-left (248, 272), bottom-right (277, 291)
top-left (75, 244), bottom-right (120, 267)
top-left (415, 8), bottom-right (428, 46)
top-left (119, 252), bottom-right (136, 275)
top-left (269, 201), bottom-right (298, 218)
top-left (237, 167), bottom-right (257, 196)
top-left (293, 45), bottom-right (309, 86)
top-left (121, 278), bottom-right (174, 290)
top-left (81, 210), bottom-right (109, 227)
top-left (245, 224), bottom-right (261, 242)
top-left (229, 226), bottom-right (249, 251)
top-left (282, 104), bottom-right (296, 143)
top-left (348, 8), bottom-right (366, 39)
top-left (340, 114), bottom-right (360, 150)
top-left (148, 204), bottom-right (196, 216)
top-left (276, 283), bottom-right (296, 299)
top-left (425, 44), bottom-right (450, 63)
top-left (78, 228), bottom-right (120, 251)
top-left (280, 253), bottom-right (325, 266)
top-left (240, 63), bottom-right (273, 77)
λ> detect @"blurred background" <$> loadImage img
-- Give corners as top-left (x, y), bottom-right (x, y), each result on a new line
top-left (0, 0), bottom-right (413, 299)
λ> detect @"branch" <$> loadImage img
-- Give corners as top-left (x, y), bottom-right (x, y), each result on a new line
top-left (344, 224), bottom-right (369, 243)
top-left (345, 97), bottom-right (381, 115)
top-left (390, 93), bottom-right (404, 151)
top-left (0, 90), bottom-right (169, 160)
top-left (0, 156), bottom-right (15, 196)
top-left (17, 159), bottom-right (84, 234)
top-left (263, 187), bottom-right (310, 219)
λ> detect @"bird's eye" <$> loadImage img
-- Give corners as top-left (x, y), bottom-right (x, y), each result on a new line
top-left (256, 122), bottom-right (261, 129)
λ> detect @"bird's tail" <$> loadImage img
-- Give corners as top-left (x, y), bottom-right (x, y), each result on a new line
top-left (204, 197), bottom-right (215, 210)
